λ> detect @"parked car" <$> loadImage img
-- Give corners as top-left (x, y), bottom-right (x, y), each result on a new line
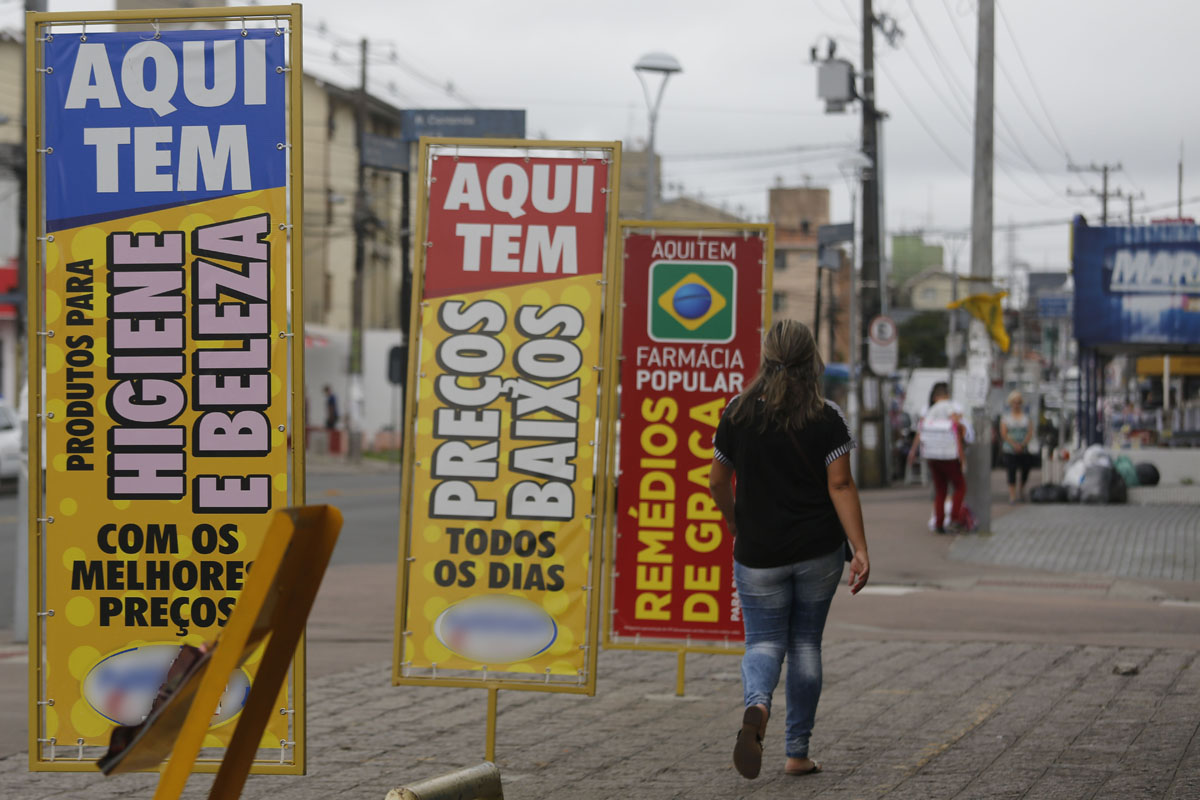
top-left (0, 401), bottom-right (20, 481)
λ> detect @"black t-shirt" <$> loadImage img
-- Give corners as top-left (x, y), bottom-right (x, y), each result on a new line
top-left (713, 396), bottom-right (856, 568)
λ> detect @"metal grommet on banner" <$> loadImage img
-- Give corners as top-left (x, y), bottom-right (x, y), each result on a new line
top-left (37, 147), bottom-right (53, 154)
top-left (278, 223), bottom-right (292, 230)
top-left (76, 739), bottom-right (85, 759)
top-left (274, 18), bottom-right (283, 35)
top-left (37, 330), bottom-right (54, 337)
top-left (480, 665), bottom-right (488, 681)
top-left (80, 23), bottom-right (86, 42)
top-left (37, 698), bottom-right (54, 707)
top-left (240, 18), bottom-right (248, 37)
top-left (544, 668), bottom-right (551, 684)
top-left (276, 425), bottom-right (285, 432)
top-left (278, 707), bottom-right (295, 717)
top-left (38, 609), bottom-right (54, 617)
top-left (43, 411), bottom-right (54, 419)
top-left (38, 738), bottom-right (56, 761)
top-left (37, 66), bottom-right (53, 74)
top-left (278, 740), bottom-right (294, 763)
top-left (39, 32), bottom-right (53, 42)
top-left (38, 516), bottom-right (55, 524)
top-left (275, 66), bottom-right (290, 73)
top-left (276, 142), bottom-right (291, 150)
top-left (278, 331), bottom-right (293, 338)
top-left (152, 20), bottom-right (161, 39)
top-left (38, 234), bottom-right (54, 242)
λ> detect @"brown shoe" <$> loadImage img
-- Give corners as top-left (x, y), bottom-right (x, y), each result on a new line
top-left (732, 705), bottom-right (766, 779)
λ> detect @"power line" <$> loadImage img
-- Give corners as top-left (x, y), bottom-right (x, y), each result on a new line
top-left (662, 142), bottom-right (856, 161)
top-left (901, 0), bottom-right (1069, 205)
top-left (993, 0), bottom-right (1076, 161)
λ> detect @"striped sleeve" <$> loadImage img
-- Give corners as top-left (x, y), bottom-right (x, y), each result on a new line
top-left (712, 395), bottom-right (738, 466)
top-left (824, 399), bottom-right (857, 466)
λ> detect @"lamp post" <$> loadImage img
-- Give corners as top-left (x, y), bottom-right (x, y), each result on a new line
top-left (633, 51), bottom-right (682, 219)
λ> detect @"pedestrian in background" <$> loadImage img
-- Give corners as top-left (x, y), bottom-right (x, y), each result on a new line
top-left (709, 319), bottom-right (870, 781)
top-left (323, 384), bottom-right (339, 431)
top-left (1000, 390), bottom-right (1035, 503)
top-left (908, 382), bottom-right (967, 533)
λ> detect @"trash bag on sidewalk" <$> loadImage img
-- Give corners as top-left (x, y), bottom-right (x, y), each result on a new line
top-left (1030, 483), bottom-right (1068, 503)
top-left (1135, 462), bottom-right (1161, 486)
top-left (1113, 455), bottom-right (1140, 488)
top-left (1080, 465), bottom-right (1127, 504)
top-left (1081, 444), bottom-right (1113, 468)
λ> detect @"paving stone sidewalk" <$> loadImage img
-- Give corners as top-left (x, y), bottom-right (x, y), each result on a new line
top-left (3, 640), bottom-right (1198, 800)
top-left (951, 505), bottom-right (1200, 583)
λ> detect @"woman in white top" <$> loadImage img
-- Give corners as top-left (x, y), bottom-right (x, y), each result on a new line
top-left (907, 382), bottom-right (967, 533)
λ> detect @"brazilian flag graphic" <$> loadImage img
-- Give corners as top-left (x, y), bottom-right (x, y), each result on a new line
top-left (649, 261), bottom-right (736, 343)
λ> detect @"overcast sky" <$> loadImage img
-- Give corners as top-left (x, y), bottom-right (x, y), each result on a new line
top-left (15, 0), bottom-right (1200, 291)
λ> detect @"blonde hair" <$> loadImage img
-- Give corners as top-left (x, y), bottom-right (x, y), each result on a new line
top-left (729, 319), bottom-right (825, 432)
top-left (1007, 390), bottom-right (1024, 407)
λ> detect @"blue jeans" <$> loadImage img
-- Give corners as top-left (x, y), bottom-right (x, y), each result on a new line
top-left (735, 546), bottom-right (843, 759)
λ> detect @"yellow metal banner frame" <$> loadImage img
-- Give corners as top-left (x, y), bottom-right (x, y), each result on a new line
top-left (393, 137), bottom-right (622, 707)
top-left (601, 220), bottom-right (774, 696)
top-left (26, 5), bottom-right (306, 773)
top-left (102, 505), bottom-right (341, 800)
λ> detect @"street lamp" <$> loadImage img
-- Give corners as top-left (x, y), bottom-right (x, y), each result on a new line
top-left (633, 51), bottom-right (682, 219)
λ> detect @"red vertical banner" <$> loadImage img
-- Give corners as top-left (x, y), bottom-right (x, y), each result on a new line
top-left (610, 226), bottom-right (770, 643)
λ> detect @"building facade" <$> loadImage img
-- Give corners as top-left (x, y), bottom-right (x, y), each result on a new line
top-left (769, 186), bottom-right (850, 364)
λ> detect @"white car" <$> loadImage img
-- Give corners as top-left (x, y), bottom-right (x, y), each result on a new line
top-left (0, 402), bottom-right (20, 480)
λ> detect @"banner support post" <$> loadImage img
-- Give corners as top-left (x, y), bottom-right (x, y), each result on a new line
top-left (485, 688), bottom-right (499, 762)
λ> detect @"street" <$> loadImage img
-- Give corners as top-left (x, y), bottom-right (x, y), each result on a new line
top-left (2, 463), bottom-right (1198, 798)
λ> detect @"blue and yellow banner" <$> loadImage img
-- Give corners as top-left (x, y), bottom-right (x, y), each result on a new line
top-left (29, 8), bottom-right (303, 772)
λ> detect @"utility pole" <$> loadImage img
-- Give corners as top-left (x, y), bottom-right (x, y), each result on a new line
top-left (1067, 162), bottom-right (1122, 226)
top-left (858, 0), bottom-right (886, 488)
top-left (1179, 142), bottom-right (1184, 218)
top-left (349, 37), bottom-right (369, 461)
top-left (966, 0), bottom-right (995, 534)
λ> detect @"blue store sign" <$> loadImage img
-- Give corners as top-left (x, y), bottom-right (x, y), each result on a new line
top-left (1072, 217), bottom-right (1200, 347)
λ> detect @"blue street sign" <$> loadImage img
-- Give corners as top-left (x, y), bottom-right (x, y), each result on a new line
top-left (401, 109), bottom-right (525, 142)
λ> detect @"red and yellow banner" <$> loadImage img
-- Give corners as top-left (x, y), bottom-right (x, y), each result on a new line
top-left (395, 141), bottom-right (620, 693)
top-left (608, 225), bottom-right (770, 646)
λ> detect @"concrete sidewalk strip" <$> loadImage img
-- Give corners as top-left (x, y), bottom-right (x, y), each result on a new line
top-left (2, 641), bottom-right (1198, 799)
top-left (951, 505), bottom-right (1200, 583)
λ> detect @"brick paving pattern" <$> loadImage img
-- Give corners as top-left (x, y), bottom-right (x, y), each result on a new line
top-left (950, 505), bottom-right (1200, 582)
top-left (2, 641), bottom-right (1198, 799)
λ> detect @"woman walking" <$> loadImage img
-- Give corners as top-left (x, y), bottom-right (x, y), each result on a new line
top-left (709, 319), bottom-right (870, 780)
top-left (907, 382), bottom-right (968, 533)
top-left (1000, 390), bottom-right (1035, 503)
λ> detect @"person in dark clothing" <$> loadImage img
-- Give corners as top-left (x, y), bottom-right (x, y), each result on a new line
top-left (709, 319), bottom-right (870, 781)
top-left (323, 385), bottom-right (339, 431)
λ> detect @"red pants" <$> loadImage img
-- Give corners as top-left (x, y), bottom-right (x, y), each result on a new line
top-left (927, 459), bottom-right (966, 530)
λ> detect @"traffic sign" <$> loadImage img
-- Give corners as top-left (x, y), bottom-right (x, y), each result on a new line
top-left (867, 314), bottom-right (898, 375)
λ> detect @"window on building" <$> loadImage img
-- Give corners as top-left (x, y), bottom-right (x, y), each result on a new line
top-left (921, 287), bottom-right (938, 303)
top-left (774, 250), bottom-right (788, 272)
top-left (773, 291), bottom-right (787, 313)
